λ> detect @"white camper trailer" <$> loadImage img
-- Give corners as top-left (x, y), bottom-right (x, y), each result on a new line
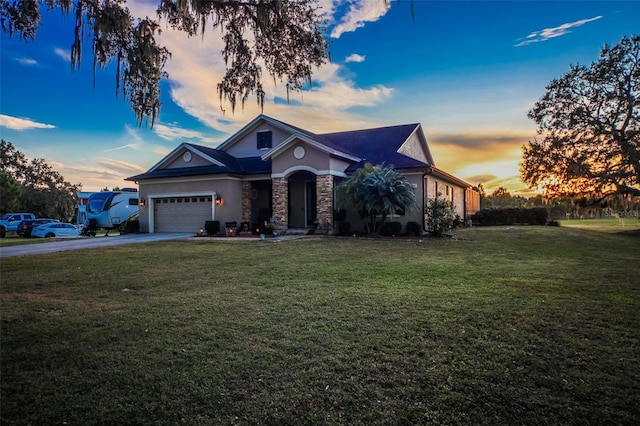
top-left (85, 189), bottom-right (139, 234)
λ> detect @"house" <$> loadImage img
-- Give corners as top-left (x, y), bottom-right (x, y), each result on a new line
top-left (126, 115), bottom-right (480, 234)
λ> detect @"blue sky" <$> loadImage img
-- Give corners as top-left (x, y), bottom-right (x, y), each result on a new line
top-left (1, 0), bottom-right (638, 194)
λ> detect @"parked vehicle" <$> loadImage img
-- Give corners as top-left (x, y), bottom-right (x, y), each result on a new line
top-left (0, 213), bottom-right (36, 238)
top-left (31, 222), bottom-right (82, 238)
top-left (85, 189), bottom-right (139, 234)
top-left (17, 218), bottom-right (59, 238)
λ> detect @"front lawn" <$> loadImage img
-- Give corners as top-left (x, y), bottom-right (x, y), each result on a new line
top-left (1, 226), bottom-right (638, 424)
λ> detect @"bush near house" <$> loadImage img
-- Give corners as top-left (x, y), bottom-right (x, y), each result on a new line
top-left (204, 220), bottom-right (220, 235)
top-left (473, 207), bottom-right (548, 226)
top-left (379, 221), bottom-right (402, 236)
top-left (405, 221), bottom-right (421, 236)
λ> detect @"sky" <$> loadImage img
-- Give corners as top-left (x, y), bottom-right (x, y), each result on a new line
top-left (1, 0), bottom-right (638, 195)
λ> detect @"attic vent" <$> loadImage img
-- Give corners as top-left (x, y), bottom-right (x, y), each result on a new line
top-left (257, 131), bottom-right (272, 150)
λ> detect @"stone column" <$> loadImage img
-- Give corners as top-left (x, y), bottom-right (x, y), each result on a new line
top-left (272, 177), bottom-right (288, 227)
top-left (241, 181), bottom-right (251, 222)
top-left (316, 174), bottom-right (334, 229)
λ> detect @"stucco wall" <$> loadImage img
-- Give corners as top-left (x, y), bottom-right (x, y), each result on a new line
top-left (137, 177), bottom-right (243, 232)
top-left (424, 176), bottom-right (466, 218)
top-left (164, 148), bottom-right (211, 169)
top-left (271, 143), bottom-right (331, 176)
top-left (225, 124), bottom-right (292, 158)
top-left (337, 171), bottom-right (468, 234)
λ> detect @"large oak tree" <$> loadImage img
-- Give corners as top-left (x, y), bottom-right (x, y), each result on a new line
top-left (521, 35), bottom-right (639, 201)
top-left (0, 0), bottom-right (329, 126)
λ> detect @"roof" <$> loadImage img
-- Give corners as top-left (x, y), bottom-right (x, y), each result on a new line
top-left (127, 116), bottom-right (450, 182)
top-left (316, 124), bottom-right (430, 171)
top-left (126, 143), bottom-right (270, 181)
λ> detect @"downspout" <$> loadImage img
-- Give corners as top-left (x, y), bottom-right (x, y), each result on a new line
top-left (422, 166), bottom-right (432, 232)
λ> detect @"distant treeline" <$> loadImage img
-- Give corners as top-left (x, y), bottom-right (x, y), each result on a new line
top-left (472, 208), bottom-right (548, 226)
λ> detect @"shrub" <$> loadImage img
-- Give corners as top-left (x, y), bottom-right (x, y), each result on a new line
top-left (425, 195), bottom-right (456, 236)
top-left (405, 221), bottom-right (422, 236)
top-left (338, 221), bottom-right (351, 236)
top-left (204, 220), bottom-right (220, 235)
top-left (472, 208), bottom-right (548, 226)
top-left (379, 221), bottom-right (402, 236)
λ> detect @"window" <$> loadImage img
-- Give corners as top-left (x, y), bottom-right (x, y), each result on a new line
top-left (129, 198), bottom-right (138, 206)
top-left (257, 131), bottom-right (272, 150)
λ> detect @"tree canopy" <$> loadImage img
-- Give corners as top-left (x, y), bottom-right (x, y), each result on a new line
top-left (521, 34), bottom-right (640, 202)
top-left (0, 140), bottom-right (80, 220)
top-left (0, 0), bottom-right (329, 126)
top-left (336, 163), bottom-right (419, 235)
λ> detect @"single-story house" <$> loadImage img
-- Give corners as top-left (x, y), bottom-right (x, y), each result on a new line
top-left (126, 114), bottom-right (480, 234)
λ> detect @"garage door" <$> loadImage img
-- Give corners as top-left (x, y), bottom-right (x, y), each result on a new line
top-left (153, 196), bottom-right (213, 232)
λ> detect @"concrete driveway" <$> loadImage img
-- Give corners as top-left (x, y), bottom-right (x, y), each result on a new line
top-left (0, 233), bottom-right (194, 258)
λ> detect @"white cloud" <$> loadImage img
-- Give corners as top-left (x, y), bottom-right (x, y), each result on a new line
top-left (345, 53), bottom-right (366, 63)
top-left (103, 143), bottom-right (141, 153)
top-left (0, 114), bottom-right (55, 130)
top-left (16, 57), bottom-right (38, 66)
top-left (515, 16), bottom-right (603, 47)
top-left (96, 157), bottom-right (147, 173)
top-left (54, 47), bottom-right (71, 62)
top-left (154, 123), bottom-right (219, 144)
top-left (330, 0), bottom-right (391, 38)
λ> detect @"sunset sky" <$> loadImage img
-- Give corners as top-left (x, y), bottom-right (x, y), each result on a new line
top-left (1, 0), bottom-right (638, 194)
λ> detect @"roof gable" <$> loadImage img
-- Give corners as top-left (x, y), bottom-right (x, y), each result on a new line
top-left (217, 114), bottom-right (317, 154)
top-left (260, 133), bottom-right (361, 162)
top-left (315, 123), bottom-right (433, 170)
top-left (147, 142), bottom-right (226, 173)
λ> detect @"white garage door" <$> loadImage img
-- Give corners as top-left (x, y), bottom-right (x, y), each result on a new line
top-left (153, 196), bottom-right (213, 232)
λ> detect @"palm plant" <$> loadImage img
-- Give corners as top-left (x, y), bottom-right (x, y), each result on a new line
top-left (337, 163), bottom-right (419, 235)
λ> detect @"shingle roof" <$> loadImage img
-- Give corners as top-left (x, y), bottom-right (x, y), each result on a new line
top-left (127, 118), bottom-right (431, 181)
top-left (316, 124), bottom-right (429, 171)
top-left (126, 142), bottom-right (271, 181)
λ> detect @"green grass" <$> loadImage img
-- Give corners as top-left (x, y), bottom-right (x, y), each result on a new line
top-left (1, 226), bottom-right (639, 425)
top-left (0, 230), bottom-right (111, 247)
top-left (560, 217), bottom-right (640, 234)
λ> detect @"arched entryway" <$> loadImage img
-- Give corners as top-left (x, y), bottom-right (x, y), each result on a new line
top-left (288, 171), bottom-right (317, 228)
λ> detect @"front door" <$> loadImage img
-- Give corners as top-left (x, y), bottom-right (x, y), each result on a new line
top-left (306, 181), bottom-right (317, 227)
top-left (288, 171), bottom-right (316, 228)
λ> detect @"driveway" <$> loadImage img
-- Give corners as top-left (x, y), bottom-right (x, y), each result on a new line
top-left (0, 233), bottom-right (194, 258)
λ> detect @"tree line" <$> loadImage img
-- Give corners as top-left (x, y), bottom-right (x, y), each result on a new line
top-left (475, 185), bottom-right (639, 220)
top-left (0, 140), bottom-right (80, 221)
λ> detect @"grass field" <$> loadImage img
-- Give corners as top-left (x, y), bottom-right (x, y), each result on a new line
top-left (1, 224), bottom-right (639, 424)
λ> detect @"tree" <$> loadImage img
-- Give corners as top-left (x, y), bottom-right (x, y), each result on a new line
top-left (0, 169), bottom-right (22, 213)
top-left (0, 140), bottom-right (80, 220)
top-left (521, 35), bottom-right (640, 202)
top-left (336, 163), bottom-right (419, 235)
top-left (425, 193), bottom-right (456, 237)
top-left (0, 0), bottom-right (328, 126)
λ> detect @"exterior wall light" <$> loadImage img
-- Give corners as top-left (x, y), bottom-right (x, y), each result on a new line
top-left (215, 194), bottom-right (223, 206)
top-left (139, 198), bottom-right (146, 207)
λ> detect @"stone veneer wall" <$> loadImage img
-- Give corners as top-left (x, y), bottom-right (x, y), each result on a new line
top-left (316, 174), bottom-right (334, 228)
top-left (272, 177), bottom-right (288, 227)
top-left (241, 181), bottom-right (251, 222)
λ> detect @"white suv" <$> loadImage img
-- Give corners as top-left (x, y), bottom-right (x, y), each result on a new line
top-left (0, 213), bottom-right (36, 238)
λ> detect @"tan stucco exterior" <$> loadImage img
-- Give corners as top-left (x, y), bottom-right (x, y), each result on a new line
top-left (129, 115), bottom-right (478, 234)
